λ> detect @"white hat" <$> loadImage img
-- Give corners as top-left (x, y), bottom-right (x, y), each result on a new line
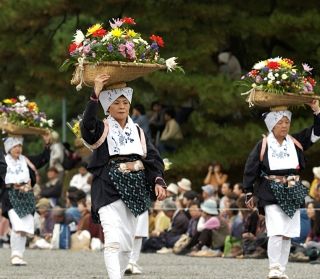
top-left (200, 199), bottom-right (218, 215)
top-left (264, 110), bottom-right (292, 133)
top-left (313, 167), bottom-right (320, 179)
top-left (99, 87), bottom-right (133, 115)
top-left (177, 178), bottom-right (192, 191)
top-left (218, 52), bottom-right (231, 64)
top-left (4, 136), bottom-right (23, 154)
top-left (166, 183), bottom-right (179, 195)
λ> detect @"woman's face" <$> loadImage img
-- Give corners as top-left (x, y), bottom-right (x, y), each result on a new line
top-left (9, 144), bottom-right (22, 159)
top-left (307, 203), bottom-right (315, 219)
top-left (189, 204), bottom-right (201, 219)
top-left (108, 96), bottom-right (130, 122)
top-left (272, 116), bottom-right (291, 139)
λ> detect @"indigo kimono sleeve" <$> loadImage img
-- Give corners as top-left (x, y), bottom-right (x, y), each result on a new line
top-left (142, 135), bottom-right (165, 187)
top-left (243, 141), bottom-right (262, 194)
top-left (80, 99), bottom-right (105, 145)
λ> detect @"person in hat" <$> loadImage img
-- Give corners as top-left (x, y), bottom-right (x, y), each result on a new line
top-left (80, 74), bottom-right (166, 279)
top-left (166, 183), bottom-right (179, 198)
top-left (309, 167), bottom-right (320, 199)
top-left (1, 134), bottom-right (51, 265)
top-left (177, 178), bottom-right (192, 207)
top-left (201, 184), bottom-right (216, 201)
top-left (243, 100), bottom-right (320, 279)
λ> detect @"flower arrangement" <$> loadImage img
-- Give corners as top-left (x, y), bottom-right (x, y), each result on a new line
top-left (60, 17), bottom-right (183, 73)
top-left (0, 95), bottom-right (53, 129)
top-left (241, 57), bottom-right (317, 94)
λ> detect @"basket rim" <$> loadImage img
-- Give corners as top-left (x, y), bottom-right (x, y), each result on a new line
top-left (76, 61), bottom-right (167, 69)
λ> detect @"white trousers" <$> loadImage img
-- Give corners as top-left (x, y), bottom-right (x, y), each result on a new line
top-left (268, 236), bottom-right (291, 272)
top-left (99, 200), bottom-right (137, 279)
top-left (8, 209), bottom-right (34, 259)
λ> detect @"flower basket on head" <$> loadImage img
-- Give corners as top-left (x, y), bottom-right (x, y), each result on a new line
top-left (241, 57), bottom-right (319, 109)
top-left (0, 96), bottom-right (53, 136)
top-left (71, 61), bottom-right (166, 89)
top-left (60, 17), bottom-right (183, 91)
top-left (246, 90), bottom-right (320, 109)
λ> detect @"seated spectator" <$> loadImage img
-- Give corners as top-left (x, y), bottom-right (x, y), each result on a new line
top-left (203, 162), bottom-right (228, 194)
top-left (142, 199), bottom-right (189, 253)
top-left (131, 104), bottom-right (152, 139)
top-left (150, 200), bottom-right (171, 237)
top-left (237, 196), bottom-right (267, 259)
top-left (201, 184), bottom-right (216, 201)
top-left (219, 182), bottom-right (233, 210)
top-left (148, 101), bottom-right (165, 144)
top-left (217, 51), bottom-right (242, 80)
top-left (31, 198), bottom-right (55, 249)
top-left (69, 162), bottom-right (92, 195)
top-left (51, 207), bottom-right (71, 250)
top-left (176, 178), bottom-right (192, 206)
top-left (181, 191), bottom-right (199, 219)
top-left (48, 131), bottom-right (65, 178)
top-left (166, 183), bottom-right (179, 199)
top-left (313, 184), bottom-right (320, 202)
top-left (65, 187), bottom-right (82, 227)
top-left (186, 199), bottom-right (229, 257)
top-left (158, 108), bottom-right (183, 154)
top-left (233, 183), bottom-right (245, 198)
top-left (40, 167), bottom-right (63, 207)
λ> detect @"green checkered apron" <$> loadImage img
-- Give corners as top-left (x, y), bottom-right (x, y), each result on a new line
top-left (108, 156), bottom-right (152, 217)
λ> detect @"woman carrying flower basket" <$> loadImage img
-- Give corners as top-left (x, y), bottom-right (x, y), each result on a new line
top-left (243, 100), bottom-right (320, 278)
top-left (80, 74), bottom-right (166, 279)
top-left (0, 134), bottom-right (51, 266)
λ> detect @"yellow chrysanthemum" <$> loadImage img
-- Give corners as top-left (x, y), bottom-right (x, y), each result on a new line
top-left (279, 60), bottom-right (292, 69)
top-left (111, 28), bottom-right (123, 38)
top-left (27, 102), bottom-right (39, 112)
top-left (86, 23), bottom-right (103, 36)
top-left (127, 29), bottom-right (137, 37)
top-left (3, 99), bottom-right (12, 104)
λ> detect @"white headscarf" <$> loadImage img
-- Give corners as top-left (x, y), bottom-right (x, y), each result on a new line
top-left (99, 87), bottom-right (133, 115)
top-left (264, 110), bottom-right (292, 133)
top-left (4, 136), bottom-right (24, 154)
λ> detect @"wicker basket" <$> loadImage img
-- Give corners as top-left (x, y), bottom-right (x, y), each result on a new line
top-left (0, 119), bottom-right (49, 135)
top-left (246, 90), bottom-right (320, 108)
top-left (71, 61), bottom-right (166, 89)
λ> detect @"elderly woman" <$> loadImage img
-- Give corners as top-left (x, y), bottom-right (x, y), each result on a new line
top-left (80, 74), bottom-right (167, 279)
top-left (243, 100), bottom-right (320, 279)
top-left (1, 135), bottom-right (50, 266)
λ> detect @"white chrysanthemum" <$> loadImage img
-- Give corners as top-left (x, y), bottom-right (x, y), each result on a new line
top-left (269, 56), bottom-right (282, 62)
top-left (133, 38), bottom-right (148, 45)
top-left (275, 73), bottom-right (279, 77)
top-left (267, 72), bottom-right (275, 80)
top-left (47, 119), bottom-right (54, 127)
top-left (73, 30), bottom-right (85, 45)
top-left (268, 80), bottom-right (273, 84)
top-left (276, 81), bottom-right (280, 84)
top-left (18, 95), bottom-right (26, 102)
top-left (253, 61), bottom-right (266, 70)
top-left (281, 74), bottom-right (288, 80)
top-left (166, 57), bottom-right (178, 72)
top-left (101, 33), bottom-right (112, 42)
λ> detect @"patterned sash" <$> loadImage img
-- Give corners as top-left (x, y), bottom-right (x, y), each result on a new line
top-left (8, 189), bottom-right (35, 218)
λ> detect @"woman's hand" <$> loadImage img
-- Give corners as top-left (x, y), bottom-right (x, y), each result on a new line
top-left (309, 99), bottom-right (320, 114)
top-left (155, 184), bottom-right (167, 201)
top-left (94, 74), bottom-right (110, 98)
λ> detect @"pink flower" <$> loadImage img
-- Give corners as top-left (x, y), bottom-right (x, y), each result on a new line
top-left (302, 63), bottom-right (313, 73)
top-left (118, 44), bottom-right (126, 58)
top-left (109, 18), bottom-right (123, 29)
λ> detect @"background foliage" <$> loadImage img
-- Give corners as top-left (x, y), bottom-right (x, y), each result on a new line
top-left (1, 0), bottom-right (320, 188)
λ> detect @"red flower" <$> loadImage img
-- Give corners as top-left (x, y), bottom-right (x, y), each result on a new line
top-left (283, 58), bottom-right (294, 65)
top-left (92, 28), bottom-right (107, 37)
top-left (248, 70), bottom-right (259, 77)
top-left (10, 98), bottom-right (17, 104)
top-left (307, 76), bottom-right (316, 86)
top-left (150, 34), bottom-right (164, 47)
top-left (69, 42), bottom-right (79, 53)
top-left (267, 61), bottom-right (280, 70)
top-left (122, 17), bottom-right (136, 25)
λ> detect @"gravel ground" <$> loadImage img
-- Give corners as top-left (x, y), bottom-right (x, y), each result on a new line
top-left (0, 249), bottom-right (319, 279)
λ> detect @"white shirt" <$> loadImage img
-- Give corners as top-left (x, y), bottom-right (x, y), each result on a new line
top-left (69, 172), bottom-right (92, 194)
